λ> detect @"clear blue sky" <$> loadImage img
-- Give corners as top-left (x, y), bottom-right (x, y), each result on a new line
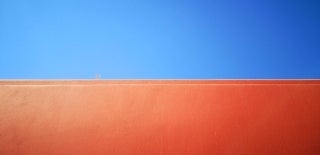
top-left (1, 0), bottom-right (319, 79)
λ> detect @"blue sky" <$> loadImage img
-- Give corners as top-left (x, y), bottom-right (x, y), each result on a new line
top-left (1, 0), bottom-right (319, 79)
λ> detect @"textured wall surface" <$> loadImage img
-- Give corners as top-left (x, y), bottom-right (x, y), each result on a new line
top-left (0, 80), bottom-right (319, 154)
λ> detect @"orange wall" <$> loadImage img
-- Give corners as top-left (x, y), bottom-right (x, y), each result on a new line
top-left (0, 80), bottom-right (319, 154)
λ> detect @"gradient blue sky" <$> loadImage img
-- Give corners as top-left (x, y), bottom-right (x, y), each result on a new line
top-left (1, 0), bottom-right (320, 79)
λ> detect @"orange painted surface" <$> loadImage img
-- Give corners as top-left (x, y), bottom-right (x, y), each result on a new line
top-left (0, 80), bottom-right (319, 154)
